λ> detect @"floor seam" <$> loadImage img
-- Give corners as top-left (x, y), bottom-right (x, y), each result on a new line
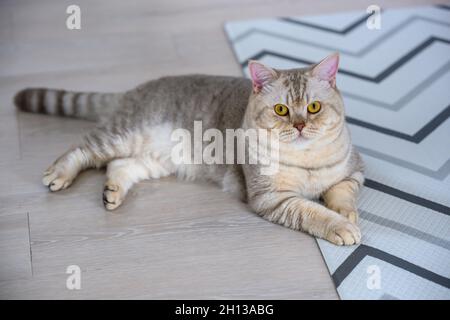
top-left (26, 211), bottom-right (34, 277)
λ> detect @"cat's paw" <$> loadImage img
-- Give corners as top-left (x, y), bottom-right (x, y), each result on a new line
top-left (42, 166), bottom-right (73, 192)
top-left (337, 208), bottom-right (359, 224)
top-left (325, 218), bottom-right (361, 246)
top-left (103, 183), bottom-right (125, 210)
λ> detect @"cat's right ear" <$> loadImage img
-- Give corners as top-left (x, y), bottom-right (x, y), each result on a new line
top-left (311, 52), bottom-right (339, 87)
top-left (248, 60), bottom-right (278, 94)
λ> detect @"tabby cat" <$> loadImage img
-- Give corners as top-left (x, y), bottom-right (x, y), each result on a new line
top-left (15, 53), bottom-right (364, 246)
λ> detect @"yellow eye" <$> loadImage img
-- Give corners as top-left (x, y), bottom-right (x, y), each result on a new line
top-left (274, 104), bottom-right (289, 116)
top-left (307, 101), bottom-right (321, 114)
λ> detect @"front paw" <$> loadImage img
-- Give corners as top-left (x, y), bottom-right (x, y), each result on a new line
top-left (42, 165), bottom-right (73, 192)
top-left (326, 218), bottom-right (361, 246)
top-left (103, 183), bottom-right (125, 210)
top-left (337, 208), bottom-right (359, 224)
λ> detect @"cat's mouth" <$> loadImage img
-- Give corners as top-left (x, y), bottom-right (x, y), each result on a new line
top-left (279, 125), bottom-right (322, 144)
top-left (279, 128), bottom-right (305, 143)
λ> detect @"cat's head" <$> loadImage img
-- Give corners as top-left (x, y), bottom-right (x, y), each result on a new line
top-left (245, 53), bottom-right (345, 148)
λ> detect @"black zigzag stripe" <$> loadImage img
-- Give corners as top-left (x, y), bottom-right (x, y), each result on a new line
top-left (346, 104), bottom-right (450, 143)
top-left (364, 179), bottom-right (450, 216)
top-left (436, 4), bottom-right (450, 11)
top-left (279, 12), bottom-right (372, 34)
top-left (332, 244), bottom-right (450, 288)
top-left (241, 37), bottom-right (450, 83)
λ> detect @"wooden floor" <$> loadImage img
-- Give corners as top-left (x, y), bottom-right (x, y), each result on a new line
top-left (0, 0), bottom-right (437, 299)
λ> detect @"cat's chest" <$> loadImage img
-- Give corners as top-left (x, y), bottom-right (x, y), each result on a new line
top-left (274, 161), bottom-right (348, 198)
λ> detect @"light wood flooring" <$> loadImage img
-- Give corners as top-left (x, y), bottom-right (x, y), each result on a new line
top-left (0, 0), bottom-right (438, 299)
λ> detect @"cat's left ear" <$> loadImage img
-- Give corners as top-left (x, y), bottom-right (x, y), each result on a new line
top-left (248, 60), bottom-right (278, 94)
top-left (311, 52), bottom-right (339, 87)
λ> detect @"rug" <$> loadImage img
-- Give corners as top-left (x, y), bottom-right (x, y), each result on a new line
top-left (224, 4), bottom-right (450, 299)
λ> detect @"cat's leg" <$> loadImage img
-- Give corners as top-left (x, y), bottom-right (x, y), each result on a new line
top-left (103, 157), bottom-right (172, 210)
top-left (43, 146), bottom-right (103, 191)
top-left (322, 172), bottom-right (364, 224)
top-left (222, 166), bottom-right (247, 202)
top-left (248, 191), bottom-right (361, 245)
top-left (43, 127), bottom-right (131, 191)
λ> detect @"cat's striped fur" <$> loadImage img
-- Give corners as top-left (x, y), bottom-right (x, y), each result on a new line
top-left (14, 53), bottom-right (364, 246)
top-left (15, 88), bottom-right (123, 121)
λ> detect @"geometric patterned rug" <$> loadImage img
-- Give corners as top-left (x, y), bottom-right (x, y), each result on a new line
top-left (224, 4), bottom-right (450, 299)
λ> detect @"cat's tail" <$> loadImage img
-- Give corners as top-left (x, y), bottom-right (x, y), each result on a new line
top-left (14, 88), bottom-right (124, 121)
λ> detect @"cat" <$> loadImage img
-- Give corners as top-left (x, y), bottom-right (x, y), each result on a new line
top-left (14, 53), bottom-right (364, 246)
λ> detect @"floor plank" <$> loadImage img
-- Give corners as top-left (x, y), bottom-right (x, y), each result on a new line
top-left (0, 213), bottom-right (32, 281)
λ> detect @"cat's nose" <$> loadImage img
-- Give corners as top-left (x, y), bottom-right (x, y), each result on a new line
top-left (294, 122), bottom-right (305, 132)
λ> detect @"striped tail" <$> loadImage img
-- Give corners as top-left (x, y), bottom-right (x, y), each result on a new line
top-left (14, 88), bottom-right (123, 121)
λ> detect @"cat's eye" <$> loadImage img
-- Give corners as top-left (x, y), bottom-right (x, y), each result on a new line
top-left (307, 101), bottom-right (321, 114)
top-left (274, 104), bottom-right (289, 116)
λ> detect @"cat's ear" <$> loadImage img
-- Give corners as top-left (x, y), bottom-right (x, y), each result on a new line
top-left (248, 60), bottom-right (278, 93)
top-left (311, 52), bottom-right (339, 87)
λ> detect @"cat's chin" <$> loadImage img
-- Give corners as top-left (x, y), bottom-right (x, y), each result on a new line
top-left (283, 136), bottom-right (314, 150)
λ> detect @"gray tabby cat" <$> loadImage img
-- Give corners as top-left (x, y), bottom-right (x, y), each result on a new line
top-left (14, 53), bottom-right (364, 246)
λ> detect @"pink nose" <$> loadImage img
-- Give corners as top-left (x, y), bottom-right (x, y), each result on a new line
top-left (294, 122), bottom-right (305, 132)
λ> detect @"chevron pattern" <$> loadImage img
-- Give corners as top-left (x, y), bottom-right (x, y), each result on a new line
top-left (225, 5), bottom-right (450, 299)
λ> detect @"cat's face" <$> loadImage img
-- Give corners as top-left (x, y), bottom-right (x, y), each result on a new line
top-left (246, 53), bottom-right (345, 149)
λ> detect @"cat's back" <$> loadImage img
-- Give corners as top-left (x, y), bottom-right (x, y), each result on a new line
top-left (124, 74), bottom-right (252, 130)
